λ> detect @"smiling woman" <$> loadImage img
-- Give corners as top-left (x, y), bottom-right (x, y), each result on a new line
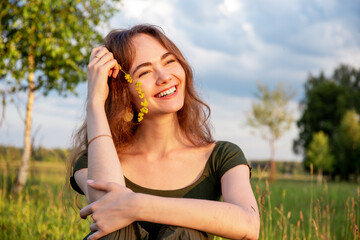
top-left (68, 24), bottom-right (260, 240)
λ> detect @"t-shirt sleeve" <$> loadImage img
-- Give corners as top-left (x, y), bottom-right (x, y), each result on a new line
top-left (69, 155), bottom-right (88, 195)
top-left (215, 141), bottom-right (251, 179)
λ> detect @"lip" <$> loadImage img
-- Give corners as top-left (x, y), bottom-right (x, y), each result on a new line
top-left (154, 85), bottom-right (178, 98)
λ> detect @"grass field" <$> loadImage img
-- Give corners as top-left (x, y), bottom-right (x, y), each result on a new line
top-left (0, 161), bottom-right (359, 240)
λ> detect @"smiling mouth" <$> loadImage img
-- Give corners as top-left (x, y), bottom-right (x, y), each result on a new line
top-left (155, 86), bottom-right (177, 98)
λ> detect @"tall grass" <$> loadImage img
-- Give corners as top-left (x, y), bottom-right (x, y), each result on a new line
top-left (249, 166), bottom-right (360, 240)
top-left (1, 161), bottom-right (359, 240)
top-left (0, 161), bottom-right (89, 239)
top-left (216, 165), bottom-right (359, 240)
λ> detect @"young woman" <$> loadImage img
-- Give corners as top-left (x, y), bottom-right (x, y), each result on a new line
top-left (69, 24), bottom-right (260, 240)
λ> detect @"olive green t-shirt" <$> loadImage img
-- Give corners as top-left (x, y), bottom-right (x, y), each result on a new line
top-left (70, 141), bottom-right (250, 238)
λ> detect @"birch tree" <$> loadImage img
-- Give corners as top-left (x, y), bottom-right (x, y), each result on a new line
top-left (0, 0), bottom-right (120, 193)
top-left (247, 82), bottom-right (296, 182)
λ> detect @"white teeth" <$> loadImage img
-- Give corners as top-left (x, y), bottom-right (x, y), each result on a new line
top-left (157, 87), bottom-right (176, 97)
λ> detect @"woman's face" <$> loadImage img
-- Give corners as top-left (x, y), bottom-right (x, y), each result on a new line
top-left (128, 34), bottom-right (186, 118)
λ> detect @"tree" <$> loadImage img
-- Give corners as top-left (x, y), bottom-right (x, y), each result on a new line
top-left (306, 131), bottom-right (334, 183)
top-left (333, 109), bottom-right (360, 180)
top-left (294, 64), bottom-right (360, 179)
top-left (247, 82), bottom-right (296, 182)
top-left (0, 0), bottom-right (120, 193)
top-left (293, 74), bottom-right (343, 157)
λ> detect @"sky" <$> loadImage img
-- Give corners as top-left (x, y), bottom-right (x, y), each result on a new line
top-left (1, 0), bottom-right (360, 161)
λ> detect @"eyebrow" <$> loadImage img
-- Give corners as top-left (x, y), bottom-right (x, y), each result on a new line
top-left (131, 52), bottom-right (174, 76)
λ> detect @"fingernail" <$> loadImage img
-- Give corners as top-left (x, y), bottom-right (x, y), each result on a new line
top-left (87, 179), bottom-right (94, 184)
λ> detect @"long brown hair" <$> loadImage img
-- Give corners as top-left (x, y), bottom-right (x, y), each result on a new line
top-left (68, 24), bottom-right (213, 175)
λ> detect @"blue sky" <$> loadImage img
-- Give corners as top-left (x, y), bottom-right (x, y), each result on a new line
top-left (1, 0), bottom-right (360, 161)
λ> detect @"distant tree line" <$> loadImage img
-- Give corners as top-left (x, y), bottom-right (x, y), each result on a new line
top-left (249, 160), bottom-right (305, 176)
top-left (294, 64), bottom-right (360, 181)
top-left (0, 145), bottom-right (69, 162)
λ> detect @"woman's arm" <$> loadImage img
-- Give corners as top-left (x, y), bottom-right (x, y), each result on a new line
top-left (86, 101), bottom-right (125, 202)
top-left (80, 165), bottom-right (260, 240)
top-left (140, 165), bottom-right (260, 239)
top-left (79, 46), bottom-right (125, 203)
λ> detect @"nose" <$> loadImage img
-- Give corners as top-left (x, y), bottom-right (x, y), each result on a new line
top-left (156, 69), bottom-right (172, 85)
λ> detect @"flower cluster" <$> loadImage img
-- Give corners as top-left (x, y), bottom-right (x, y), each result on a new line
top-left (119, 64), bottom-right (148, 122)
top-left (135, 82), bottom-right (149, 121)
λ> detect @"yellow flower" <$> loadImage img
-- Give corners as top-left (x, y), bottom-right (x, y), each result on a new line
top-left (138, 112), bottom-right (144, 122)
top-left (125, 74), bottom-right (132, 83)
top-left (140, 107), bottom-right (148, 114)
top-left (119, 64), bottom-right (148, 122)
top-left (141, 98), bottom-right (148, 107)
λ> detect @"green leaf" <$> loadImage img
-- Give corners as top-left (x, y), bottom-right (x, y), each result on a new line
top-left (1, 0), bottom-right (121, 95)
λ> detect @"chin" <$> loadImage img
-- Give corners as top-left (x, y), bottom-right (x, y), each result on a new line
top-left (160, 101), bottom-right (185, 114)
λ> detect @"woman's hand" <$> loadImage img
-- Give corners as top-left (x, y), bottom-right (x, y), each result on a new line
top-left (80, 180), bottom-right (140, 240)
top-left (87, 46), bottom-right (120, 106)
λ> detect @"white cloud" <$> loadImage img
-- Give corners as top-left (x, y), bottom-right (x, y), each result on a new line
top-left (2, 0), bottom-right (359, 162)
top-left (125, 0), bottom-right (173, 22)
top-left (111, 0), bottom-right (176, 32)
top-left (218, 0), bottom-right (243, 16)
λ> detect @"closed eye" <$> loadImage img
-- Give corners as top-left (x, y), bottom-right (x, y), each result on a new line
top-left (139, 70), bottom-right (150, 78)
top-left (166, 59), bottom-right (176, 64)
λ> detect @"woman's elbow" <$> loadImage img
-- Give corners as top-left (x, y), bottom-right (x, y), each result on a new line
top-left (246, 212), bottom-right (260, 240)
top-left (234, 212), bottom-right (260, 240)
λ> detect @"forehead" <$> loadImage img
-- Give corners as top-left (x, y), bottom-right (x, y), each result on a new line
top-left (130, 34), bottom-right (168, 67)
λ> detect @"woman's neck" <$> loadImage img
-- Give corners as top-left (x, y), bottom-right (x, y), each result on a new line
top-left (131, 113), bottom-right (190, 155)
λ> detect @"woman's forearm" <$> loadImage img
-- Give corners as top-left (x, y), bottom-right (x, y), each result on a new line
top-left (86, 101), bottom-right (125, 202)
top-left (137, 194), bottom-right (260, 240)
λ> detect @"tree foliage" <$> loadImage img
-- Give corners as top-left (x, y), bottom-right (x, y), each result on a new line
top-left (247, 82), bottom-right (296, 142)
top-left (0, 0), bottom-right (120, 193)
top-left (0, 0), bottom-right (119, 95)
top-left (306, 131), bottom-right (334, 174)
top-left (247, 82), bottom-right (296, 182)
top-left (333, 109), bottom-right (360, 179)
top-left (294, 64), bottom-right (360, 179)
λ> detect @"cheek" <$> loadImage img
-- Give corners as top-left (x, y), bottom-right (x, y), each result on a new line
top-left (178, 69), bottom-right (186, 92)
top-left (128, 86), bottom-right (141, 107)
top-left (129, 82), bottom-right (151, 110)
top-left (174, 65), bottom-right (186, 80)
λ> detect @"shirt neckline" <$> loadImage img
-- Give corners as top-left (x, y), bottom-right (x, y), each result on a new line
top-left (124, 141), bottom-right (221, 194)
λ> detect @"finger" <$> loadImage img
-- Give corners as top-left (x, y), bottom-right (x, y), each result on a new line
top-left (94, 47), bottom-right (109, 59)
top-left (80, 204), bottom-right (93, 219)
top-left (89, 223), bottom-right (98, 232)
top-left (95, 52), bottom-right (114, 66)
top-left (90, 46), bottom-right (105, 61)
top-left (103, 60), bottom-right (120, 79)
top-left (90, 46), bottom-right (102, 57)
top-left (87, 179), bottom-right (116, 192)
top-left (112, 63), bottom-right (120, 78)
top-left (87, 231), bottom-right (105, 240)
top-left (90, 47), bottom-right (108, 63)
top-left (88, 52), bottom-right (115, 72)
